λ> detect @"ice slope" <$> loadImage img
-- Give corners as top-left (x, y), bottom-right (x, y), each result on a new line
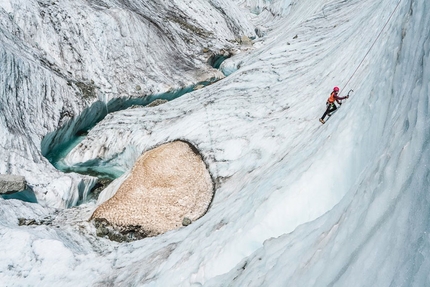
top-left (0, 0), bottom-right (429, 286)
top-left (202, 1), bottom-right (430, 286)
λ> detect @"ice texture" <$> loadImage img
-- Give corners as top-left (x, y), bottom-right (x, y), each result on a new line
top-left (0, 0), bottom-right (429, 286)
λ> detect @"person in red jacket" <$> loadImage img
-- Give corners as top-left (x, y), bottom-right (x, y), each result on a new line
top-left (319, 86), bottom-right (349, 124)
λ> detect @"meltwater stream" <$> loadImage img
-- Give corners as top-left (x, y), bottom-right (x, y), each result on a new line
top-left (42, 81), bottom-right (216, 181)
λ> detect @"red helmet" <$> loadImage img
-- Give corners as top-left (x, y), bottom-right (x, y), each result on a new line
top-left (333, 86), bottom-right (340, 92)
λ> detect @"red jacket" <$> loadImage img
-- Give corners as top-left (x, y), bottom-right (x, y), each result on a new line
top-left (328, 91), bottom-right (348, 104)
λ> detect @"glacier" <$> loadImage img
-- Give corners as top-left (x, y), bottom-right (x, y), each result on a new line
top-left (0, 0), bottom-right (429, 286)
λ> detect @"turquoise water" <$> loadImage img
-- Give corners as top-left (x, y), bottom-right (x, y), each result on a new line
top-left (42, 81), bottom-right (217, 180)
top-left (1, 188), bottom-right (38, 203)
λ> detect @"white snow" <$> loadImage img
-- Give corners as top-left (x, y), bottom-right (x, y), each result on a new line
top-left (0, 0), bottom-right (429, 286)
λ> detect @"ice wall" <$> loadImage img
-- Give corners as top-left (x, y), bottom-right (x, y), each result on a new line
top-left (204, 0), bottom-right (430, 285)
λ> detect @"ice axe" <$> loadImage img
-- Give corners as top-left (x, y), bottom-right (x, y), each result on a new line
top-left (340, 89), bottom-right (353, 105)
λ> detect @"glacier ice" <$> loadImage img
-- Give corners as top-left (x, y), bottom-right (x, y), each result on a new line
top-left (0, 0), bottom-right (429, 286)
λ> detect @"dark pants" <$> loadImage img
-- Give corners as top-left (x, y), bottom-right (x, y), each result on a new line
top-left (321, 102), bottom-right (337, 120)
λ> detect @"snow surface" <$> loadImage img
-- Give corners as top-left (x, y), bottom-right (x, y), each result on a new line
top-left (0, 0), bottom-right (429, 286)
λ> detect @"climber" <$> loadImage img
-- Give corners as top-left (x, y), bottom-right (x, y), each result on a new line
top-left (319, 86), bottom-right (349, 124)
